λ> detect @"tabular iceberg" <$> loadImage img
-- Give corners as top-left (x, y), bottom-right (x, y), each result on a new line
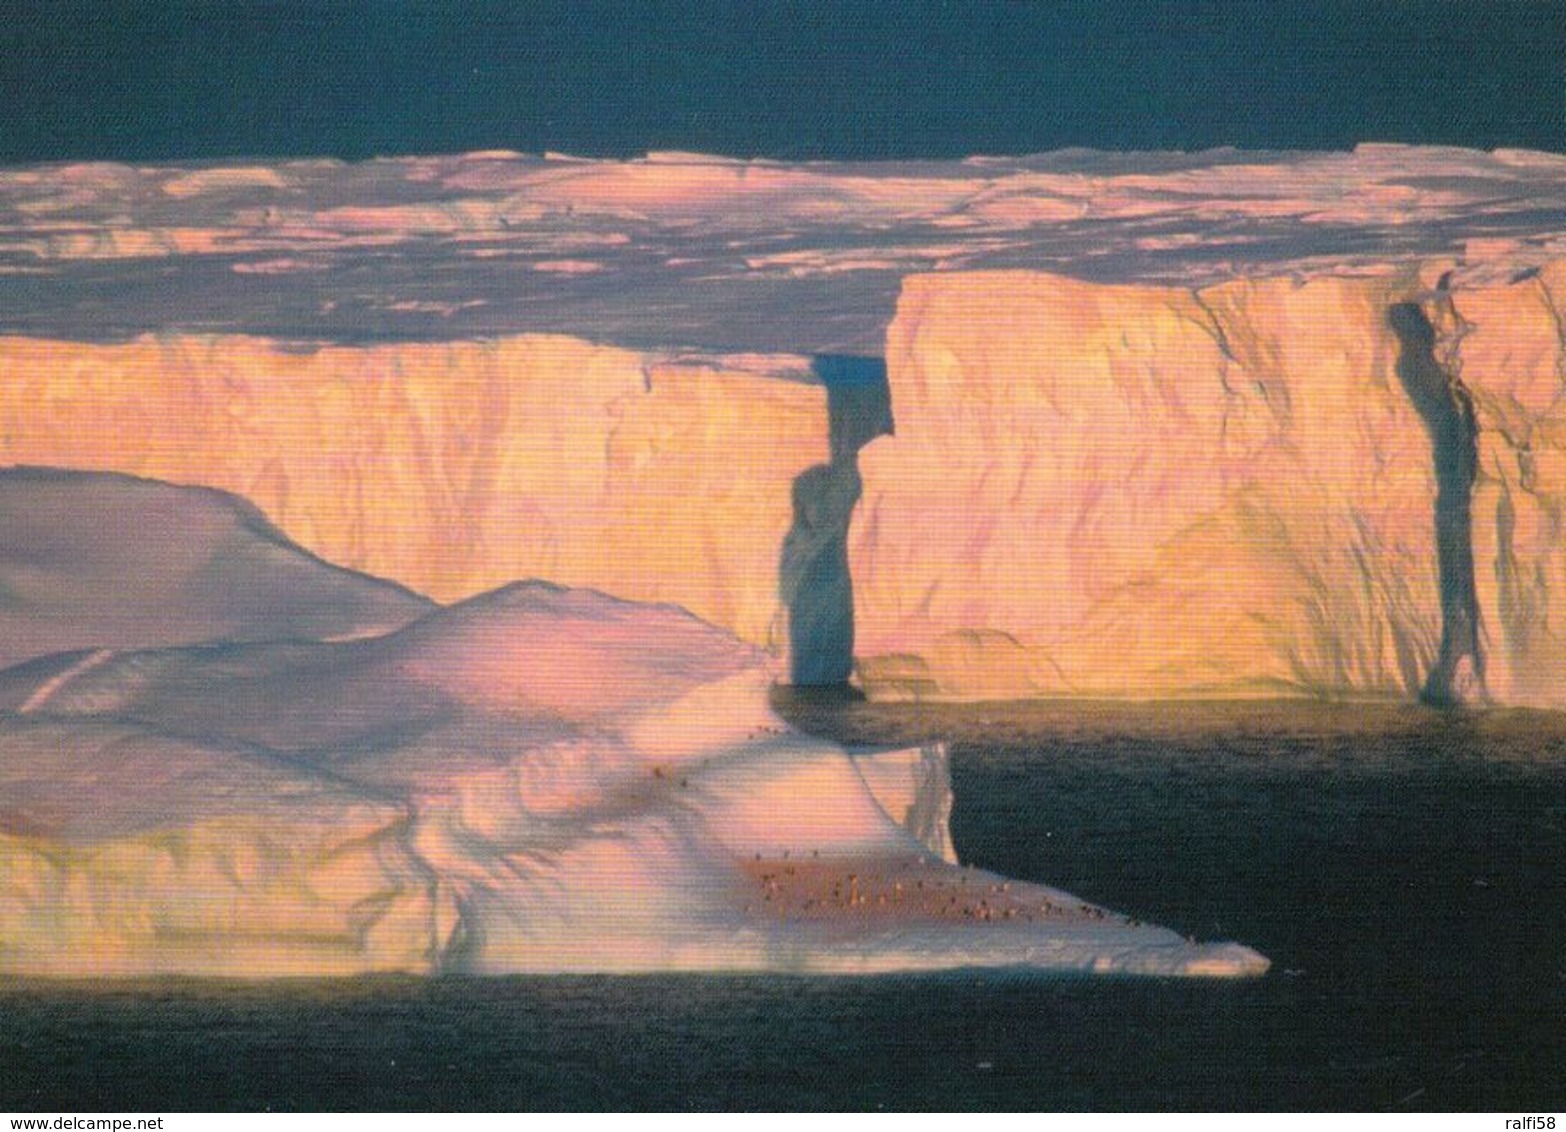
top-left (850, 264), bottom-right (1565, 706)
top-left (1, 146), bottom-right (1561, 707)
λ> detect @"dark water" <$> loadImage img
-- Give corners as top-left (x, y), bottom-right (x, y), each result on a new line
top-left (2, 701), bottom-right (1562, 1111)
top-left (5, 1), bottom-right (1562, 163)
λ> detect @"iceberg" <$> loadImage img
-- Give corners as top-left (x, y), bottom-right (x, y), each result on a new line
top-left (851, 264), bottom-right (1566, 707)
top-left (1, 147), bottom-right (1562, 708)
top-left (0, 471), bottom-right (1267, 977)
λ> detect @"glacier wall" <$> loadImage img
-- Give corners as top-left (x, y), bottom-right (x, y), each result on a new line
top-left (4, 262), bottom-right (1561, 709)
top-left (850, 263), bottom-right (1566, 707)
top-left (0, 333), bottom-right (827, 665)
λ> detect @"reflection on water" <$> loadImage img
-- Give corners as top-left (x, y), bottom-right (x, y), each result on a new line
top-left (778, 691), bottom-right (1566, 754)
top-left (2, 699), bottom-right (1562, 1111)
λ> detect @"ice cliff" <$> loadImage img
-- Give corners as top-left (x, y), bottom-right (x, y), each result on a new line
top-left (851, 263), bottom-right (1566, 706)
top-left (1, 146), bottom-right (1563, 707)
top-left (0, 470), bottom-right (1267, 976)
top-left (0, 335), bottom-right (826, 664)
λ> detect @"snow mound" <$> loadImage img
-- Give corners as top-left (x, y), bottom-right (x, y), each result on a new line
top-left (0, 467), bottom-right (432, 670)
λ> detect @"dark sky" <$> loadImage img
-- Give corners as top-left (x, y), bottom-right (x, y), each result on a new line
top-left (1, 0), bottom-right (1561, 162)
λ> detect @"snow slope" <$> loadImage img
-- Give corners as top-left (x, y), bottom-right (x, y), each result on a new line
top-left (0, 466), bottom-right (431, 670)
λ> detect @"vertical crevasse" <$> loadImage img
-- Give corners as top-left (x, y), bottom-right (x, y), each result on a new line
top-left (779, 356), bottom-right (891, 686)
top-left (1387, 297), bottom-right (1487, 705)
